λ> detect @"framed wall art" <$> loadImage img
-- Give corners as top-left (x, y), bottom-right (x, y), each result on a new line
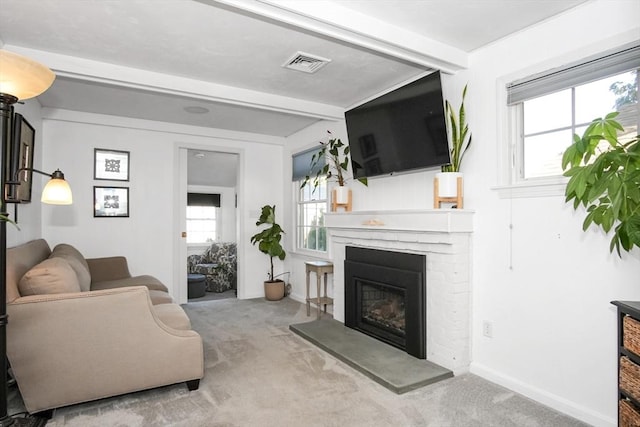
top-left (94, 148), bottom-right (129, 181)
top-left (6, 113), bottom-right (35, 203)
top-left (93, 186), bottom-right (129, 217)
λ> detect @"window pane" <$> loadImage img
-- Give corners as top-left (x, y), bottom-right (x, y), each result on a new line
top-left (575, 71), bottom-right (636, 124)
top-left (186, 206), bottom-right (217, 243)
top-left (523, 129), bottom-right (573, 178)
top-left (296, 177), bottom-right (328, 253)
top-left (524, 89), bottom-right (572, 135)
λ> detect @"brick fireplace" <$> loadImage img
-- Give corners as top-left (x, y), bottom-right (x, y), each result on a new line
top-left (325, 209), bottom-right (473, 373)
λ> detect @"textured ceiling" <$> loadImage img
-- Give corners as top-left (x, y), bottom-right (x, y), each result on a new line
top-left (0, 0), bottom-right (588, 139)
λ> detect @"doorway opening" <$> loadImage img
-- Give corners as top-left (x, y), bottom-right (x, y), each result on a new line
top-left (185, 149), bottom-right (239, 303)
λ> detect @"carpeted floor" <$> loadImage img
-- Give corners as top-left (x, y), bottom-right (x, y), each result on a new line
top-left (9, 297), bottom-right (589, 426)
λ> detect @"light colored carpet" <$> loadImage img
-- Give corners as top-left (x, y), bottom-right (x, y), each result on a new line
top-left (10, 297), bottom-right (589, 426)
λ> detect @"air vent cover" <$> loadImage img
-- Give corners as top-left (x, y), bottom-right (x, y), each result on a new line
top-left (282, 51), bottom-right (331, 74)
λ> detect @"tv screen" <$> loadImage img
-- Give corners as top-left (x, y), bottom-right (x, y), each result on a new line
top-left (345, 71), bottom-right (450, 179)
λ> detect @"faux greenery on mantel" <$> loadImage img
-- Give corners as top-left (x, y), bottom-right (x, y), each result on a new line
top-left (562, 112), bottom-right (640, 255)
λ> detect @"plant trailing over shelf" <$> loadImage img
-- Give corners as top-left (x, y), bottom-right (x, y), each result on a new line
top-left (562, 112), bottom-right (640, 256)
top-left (250, 204), bottom-right (286, 281)
top-left (441, 84), bottom-right (472, 173)
top-left (300, 131), bottom-right (368, 192)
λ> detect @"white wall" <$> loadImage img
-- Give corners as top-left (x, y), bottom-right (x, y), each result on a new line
top-left (466, 2), bottom-right (640, 426)
top-left (284, 1), bottom-right (639, 425)
top-left (40, 111), bottom-right (284, 300)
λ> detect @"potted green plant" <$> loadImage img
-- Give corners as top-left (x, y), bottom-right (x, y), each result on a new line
top-left (250, 204), bottom-right (287, 300)
top-left (437, 85), bottom-right (472, 199)
top-left (301, 131), bottom-right (367, 208)
top-left (562, 112), bottom-right (640, 255)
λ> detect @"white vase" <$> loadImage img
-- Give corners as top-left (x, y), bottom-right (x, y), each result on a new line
top-left (435, 172), bottom-right (463, 198)
top-left (334, 186), bottom-right (350, 204)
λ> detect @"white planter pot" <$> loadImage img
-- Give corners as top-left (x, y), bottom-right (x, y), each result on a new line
top-left (334, 186), bottom-right (350, 204)
top-left (436, 172), bottom-right (463, 197)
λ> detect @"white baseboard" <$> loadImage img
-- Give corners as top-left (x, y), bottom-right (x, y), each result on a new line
top-left (470, 363), bottom-right (614, 427)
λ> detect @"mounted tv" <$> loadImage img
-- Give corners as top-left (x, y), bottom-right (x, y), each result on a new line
top-left (345, 71), bottom-right (450, 179)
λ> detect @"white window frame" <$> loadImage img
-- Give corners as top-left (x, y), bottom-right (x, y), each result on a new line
top-left (495, 41), bottom-right (640, 199)
top-left (295, 177), bottom-right (328, 254)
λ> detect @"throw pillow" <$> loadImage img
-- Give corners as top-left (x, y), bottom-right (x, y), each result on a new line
top-left (51, 243), bottom-right (91, 291)
top-left (19, 257), bottom-right (81, 296)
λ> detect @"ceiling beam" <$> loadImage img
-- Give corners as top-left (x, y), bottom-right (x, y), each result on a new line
top-left (199, 0), bottom-right (468, 73)
top-left (7, 45), bottom-right (346, 121)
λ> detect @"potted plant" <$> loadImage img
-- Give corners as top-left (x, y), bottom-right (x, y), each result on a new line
top-left (437, 84), bottom-right (472, 199)
top-left (301, 131), bottom-right (367, 208)
top-left (562, 112), bottom-right (640, 256)
top-left (250, 204), bottom-right (287, 300)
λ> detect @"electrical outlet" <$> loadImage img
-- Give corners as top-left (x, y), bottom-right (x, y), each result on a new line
top-left (482, 321), bottom-right (493, 338)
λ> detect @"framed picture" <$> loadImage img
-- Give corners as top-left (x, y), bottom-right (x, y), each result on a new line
top-left (6, 114), bottom-right (35, 203)
top-left (94, 148), bottom-right (129, 181)
top-left (93, 186), bottom-right (129, 217)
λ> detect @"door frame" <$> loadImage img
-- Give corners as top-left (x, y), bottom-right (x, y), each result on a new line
top-left (174, 143), bottom-right (244, 304)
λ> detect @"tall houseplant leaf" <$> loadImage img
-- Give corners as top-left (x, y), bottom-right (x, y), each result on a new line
top-left (250, 205), bottom-right (286, 281)
top-left (442, 85), bottom-right (472, 172)
top-left (562, 112), bottom-right (640, 256)
top-left (300, 131), bottom-right (368, 192)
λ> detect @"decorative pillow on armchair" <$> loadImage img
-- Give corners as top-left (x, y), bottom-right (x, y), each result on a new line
top-left (18, 257), bottom-right (81, 296)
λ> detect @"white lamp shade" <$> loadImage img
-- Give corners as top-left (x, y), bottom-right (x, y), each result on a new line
top-left (41, 178), bottom-right (73, 205)
top-left (0, 50), bottom-right (55, 100)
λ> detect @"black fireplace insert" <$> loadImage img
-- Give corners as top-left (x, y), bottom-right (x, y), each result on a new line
top-left (344, 246), bottom-right (426, 359)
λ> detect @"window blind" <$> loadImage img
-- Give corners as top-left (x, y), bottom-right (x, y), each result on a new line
top-left (507, 42), bottom-right (640, 105)
top-left (292, 146), bottom-right (325, 181)
top-left (187, 193), bottom-right (220, 207)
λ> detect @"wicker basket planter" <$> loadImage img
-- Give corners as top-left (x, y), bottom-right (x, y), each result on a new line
top-left (620, 398), bottom-right (640, 427)
top-left (625, 316), bottom-right (640, 356)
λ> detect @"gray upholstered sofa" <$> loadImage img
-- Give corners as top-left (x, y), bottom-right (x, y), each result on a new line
top-left (5, 239), bottom-right (204, 414)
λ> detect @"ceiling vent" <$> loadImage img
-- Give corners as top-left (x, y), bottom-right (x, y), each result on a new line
top-left (282, 51), bottom-right (331, 74)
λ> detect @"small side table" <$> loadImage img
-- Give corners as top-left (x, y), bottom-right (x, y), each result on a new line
top-left (305, 261), bottom-right (334, 319)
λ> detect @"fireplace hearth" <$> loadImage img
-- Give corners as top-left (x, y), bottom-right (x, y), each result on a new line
top-left (345, 246), bottom-right (426, 359)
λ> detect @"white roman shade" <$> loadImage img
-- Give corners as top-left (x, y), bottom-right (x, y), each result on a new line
top-left (292, 146), bottom-right (325, 181)
top-left (507, 42), bottom-right (640, 105)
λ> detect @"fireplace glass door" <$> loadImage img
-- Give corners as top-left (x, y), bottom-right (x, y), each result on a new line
top-left (360, 281), bottom-right (406, 346)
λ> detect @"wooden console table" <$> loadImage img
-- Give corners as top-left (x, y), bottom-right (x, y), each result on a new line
top-left (305, 261), bottom-right (334, 319)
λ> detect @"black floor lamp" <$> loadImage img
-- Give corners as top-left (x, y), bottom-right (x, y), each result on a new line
top-left (0, 49), bottom-right (69, 427)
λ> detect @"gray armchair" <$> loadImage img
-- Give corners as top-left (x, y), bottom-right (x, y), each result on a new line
top-left (187, 242), bottom-right (237, 293)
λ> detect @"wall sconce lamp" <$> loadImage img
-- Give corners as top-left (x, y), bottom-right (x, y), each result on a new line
top-left (0, 49), bottom-right (58, 426)
top-left (7, 168), bottom-right (73, 205)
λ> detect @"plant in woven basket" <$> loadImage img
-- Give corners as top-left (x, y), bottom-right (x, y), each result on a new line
top-left (562, 112), bottom-right (640, 256)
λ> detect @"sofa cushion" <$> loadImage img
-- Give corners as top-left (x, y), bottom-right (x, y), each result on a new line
top-left (51, 244), bottom-right (91, 292)
top-left (18, 257), bottom-right (81, 296)
top-left (91, 275), bottom-right (168, 293)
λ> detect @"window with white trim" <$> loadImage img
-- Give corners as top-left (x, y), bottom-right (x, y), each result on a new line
top-left (296, 177), bottom-right (327, 252)
top-left (186, 193), bottom-right (220, 244)
top-left (292, 147), bottom-right (327, 253)
top-left (507, 43), bottom-right (639, 182)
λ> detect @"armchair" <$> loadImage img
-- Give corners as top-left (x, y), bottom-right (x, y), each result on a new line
top-left (187, 242), bottom-right (237, 293)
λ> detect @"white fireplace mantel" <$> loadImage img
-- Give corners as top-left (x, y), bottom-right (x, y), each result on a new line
top-left (324, 209), bottom-right (474, 233)
top-left (325, 209), bottom-right (474, 373)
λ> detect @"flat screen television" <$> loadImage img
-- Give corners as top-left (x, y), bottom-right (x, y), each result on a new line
top-left (345, 71), bottom-right (450, 179)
